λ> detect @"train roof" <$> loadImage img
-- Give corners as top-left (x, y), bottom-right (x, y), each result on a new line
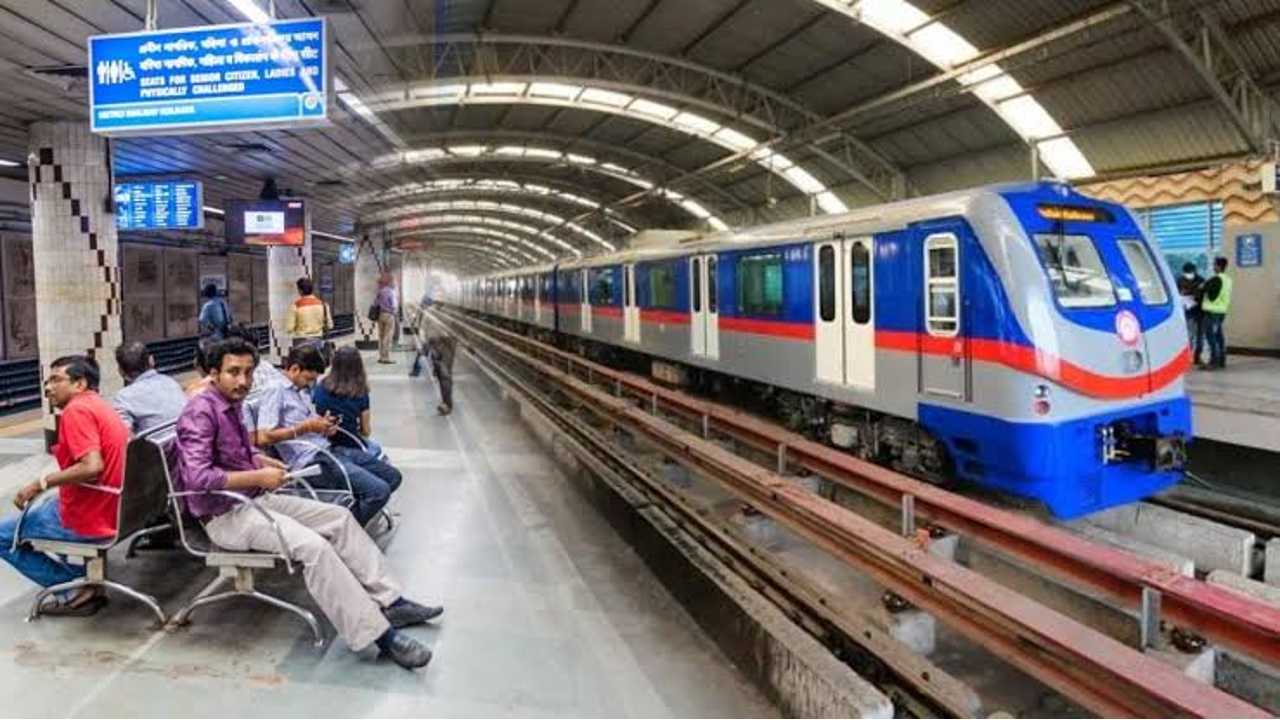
top-left (471, 181), bottom-right (1107, 278)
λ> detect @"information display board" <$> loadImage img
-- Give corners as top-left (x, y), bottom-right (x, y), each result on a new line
top-left (114, 181), bottom-right (204, 230)
top-left (1236, 233), bottom-right (1263, 268)
top-left (88, 17), bottom-right (329, 136)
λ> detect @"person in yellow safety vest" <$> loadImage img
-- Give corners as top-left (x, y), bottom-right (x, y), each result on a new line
top-left (1200, 256), bottom-right (1232, 370)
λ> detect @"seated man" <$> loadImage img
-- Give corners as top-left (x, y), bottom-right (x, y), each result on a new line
top-left (0, 355), bottom-right (129, 616)
top-left (174, 337), bottom-right (439, 669)
top-left (112, 341), bottom-right (187, 435)
top-left (254, 345), bottom-right (402, 526)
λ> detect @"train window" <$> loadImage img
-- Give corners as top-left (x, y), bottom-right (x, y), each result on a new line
top-left (818, 246), bottom-right (836, 322)
top-left (692, 258), bottom-right (702, 313)
top-left (1118, 239), bottom-right (1169, 306)
top-left (649, 263), bottom-right (679, 310)
top-left (1032, 234), bottom-right (1116, 308)
top-left (851, 243), bottom-right (871, 325)
top-left (925, 234), bottom-right (958, 336)
top-left (738, 253), bottom-right (784, 317)
top-left (707, 256), bottom-right (718, 313)
top-left (589, 267), bottom-right (617, 306)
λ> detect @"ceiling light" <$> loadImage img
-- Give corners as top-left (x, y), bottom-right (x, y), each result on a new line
top-left (907, 23), bottom-right (978, 67)
top-left (528, 82), bottom-right (583, 100)
top-left (226, 0), bottom-right (270, 23)
top-left (996, 96), bottom-right (1061, 140)
top-left (857, 0), bottom-right (929, 36)
top-left (447, 145), bottom-right (488, 157)
top-left (1036, 137), bottom-right (1094, 180)
top-left (579, 88), bottom-right (632, 108)
top-left (629, 98), bottom-right (679, 121)
top-left (672, 111), bottom-right (720, 136)
top-left (470, 82), bottom-right (527, 97)
top-left (0, 159), bottom-right (22, 167)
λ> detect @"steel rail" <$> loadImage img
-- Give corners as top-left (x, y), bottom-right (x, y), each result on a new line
top-left (455, 320), bottom-right (980, 717)
top-left (437, 305), bottom-right (1280, 672)
top-left (437, 307), bottom-right (1269, 718)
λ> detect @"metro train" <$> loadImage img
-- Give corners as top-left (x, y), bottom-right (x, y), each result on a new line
top-left (452, 181), bottom-right (1192, 518)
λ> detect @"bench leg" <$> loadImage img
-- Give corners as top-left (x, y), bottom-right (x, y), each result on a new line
top-left (100, 580), bottom-right (167, 626)
top-left (27, 578), bottom-right (91, 621)
top-left (170, 568), bottom-right (324, 648)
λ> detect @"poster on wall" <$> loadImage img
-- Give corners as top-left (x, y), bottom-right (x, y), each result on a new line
top-left (1, 237), bottom-right (36, 359)
top-left (122, 245), bottom-right (165, 342)
top-left (164, 249), bottom-right (199, 337)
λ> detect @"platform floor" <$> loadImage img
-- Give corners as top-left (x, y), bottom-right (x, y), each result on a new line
top-left (0, 350), bottom-right (775, 717)
top-left (1186, 355), bottom-right (1280, 453)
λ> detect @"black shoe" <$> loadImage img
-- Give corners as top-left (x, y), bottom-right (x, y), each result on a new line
top-left (384, 599), bottom-right (444, 629)
top-left (379, 630), bottom-right (432, 670)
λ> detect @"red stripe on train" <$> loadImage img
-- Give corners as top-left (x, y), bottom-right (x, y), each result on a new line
top-left (875, 330), bottom-right (1190, 399)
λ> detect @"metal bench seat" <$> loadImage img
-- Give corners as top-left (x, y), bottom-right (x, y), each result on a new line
top-left (10, 426), bottom-right (173, 624)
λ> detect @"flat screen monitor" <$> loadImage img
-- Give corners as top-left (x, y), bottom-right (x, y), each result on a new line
top-left (226, 199), bottom-right (307, 246)
top-left (114, 181), bottom-right (203, 230)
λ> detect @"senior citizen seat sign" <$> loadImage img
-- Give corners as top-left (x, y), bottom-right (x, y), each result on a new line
top-left (88, 18), bottom-right (330, 136)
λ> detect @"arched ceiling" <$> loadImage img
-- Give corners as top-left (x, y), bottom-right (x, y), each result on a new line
top-left (4, 0), bottom-right (1280, 274)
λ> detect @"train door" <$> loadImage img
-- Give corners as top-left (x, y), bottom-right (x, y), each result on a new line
top-left (580, 268), bottom-right (592, 333)
top-left (690, 255), bottom-right (719, 360)
top-left (919, 229), bottom-right (969, 400)
top-left (623, 263), bottom-right (640, 343)
top-left (814, 236), bottom-right (876, 389)
top-left (533, 274), bottom-right (541, 324)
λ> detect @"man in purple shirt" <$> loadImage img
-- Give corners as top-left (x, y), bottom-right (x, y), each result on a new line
top-left (174, 337), bottom-right (441, 670)
top-left (375, 272), bottom-right (397, 364)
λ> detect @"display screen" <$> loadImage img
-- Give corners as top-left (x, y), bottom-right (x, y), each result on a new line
top-left (226, 199), bottom-right (306, 246)
top-left (114, 181), bottom-right (203, 230)
top-left (338, 244), bottom-right (356, 264)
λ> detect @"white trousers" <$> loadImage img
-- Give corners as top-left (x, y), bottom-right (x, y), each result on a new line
top-left (204, 494), bottom-right (399, 650)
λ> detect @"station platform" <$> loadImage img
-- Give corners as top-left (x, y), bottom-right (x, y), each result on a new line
top-left (1187, 355), bottom-right (1280, 453)
top-left (0, 351), bottom-right (775, 717)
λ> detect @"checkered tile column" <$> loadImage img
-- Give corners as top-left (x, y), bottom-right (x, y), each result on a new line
top-left (28, 122), bottom-right (123, 444)
top-left (353, 233), bottom-right (383, 346)
top-left (267, 233), bottom-right (313, 366)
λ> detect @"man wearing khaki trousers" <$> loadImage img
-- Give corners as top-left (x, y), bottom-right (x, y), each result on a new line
top-left (375, 272), bottom-right (398, 364)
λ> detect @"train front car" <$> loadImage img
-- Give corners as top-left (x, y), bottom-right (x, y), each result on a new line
top-left (932, 182), bottom-right (1191, 518)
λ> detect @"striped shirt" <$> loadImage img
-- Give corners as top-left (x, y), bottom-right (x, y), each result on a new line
top-left (285, 295), bottom-right (331, 338)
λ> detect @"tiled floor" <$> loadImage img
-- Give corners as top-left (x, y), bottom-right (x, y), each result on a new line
top-left (0, 350), bottom-right (775, 717)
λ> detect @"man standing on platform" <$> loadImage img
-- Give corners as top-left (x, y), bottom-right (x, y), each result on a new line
top-left (1200, 256), bottom-right (1233, 370)
top-left (375, 272), bottom-right (398, 365)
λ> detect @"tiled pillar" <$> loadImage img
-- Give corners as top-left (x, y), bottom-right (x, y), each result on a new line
top-left (267, 230), bottom-right (312, 365)
top-left (28, 121), bottom-right (123, 446)
top-left (353, 231), bottom-right (384, 349)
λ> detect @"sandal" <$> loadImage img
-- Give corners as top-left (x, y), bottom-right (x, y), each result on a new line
top-left (39, 592), bottom-right (107, 617)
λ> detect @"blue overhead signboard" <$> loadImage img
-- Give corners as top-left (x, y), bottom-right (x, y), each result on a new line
top-left (114, 181), bottom-right (204, 231)
top-left (88, 17), bottom-right (330, 136)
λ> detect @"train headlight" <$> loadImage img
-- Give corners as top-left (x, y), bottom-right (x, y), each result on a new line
top-left (1033, 384), bottom-right (1051, 416)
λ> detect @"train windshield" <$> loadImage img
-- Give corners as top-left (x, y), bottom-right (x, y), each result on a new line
top-left (1032, 233), bottom-right (1116, 308)
top-left (1117, 239), bottom-right (1170, 305)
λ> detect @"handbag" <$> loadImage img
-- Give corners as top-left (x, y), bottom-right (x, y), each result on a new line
top-left (367, 303), bottom-right (381, 322)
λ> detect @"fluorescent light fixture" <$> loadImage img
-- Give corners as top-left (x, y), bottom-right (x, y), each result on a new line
top-left (1036, 137), bottom-right (1094, 180)
top-left (404, 148), bottom-right (447, 163)
top-left (469, 82), bottom-right (527, 96)
top-left (782, 166), bottom-right (826, 195)
top-left (523, 148), bottom-right (562, 160)
top-left (907, 23), bottom-right (978, 67)
top-left (418, 84), bottom-right (467, 99)
top-left (672, 111), bottom-right (721, 135)
top-left (447, 145), bottom-right (488, 157)
top-left (495, 146), bottom-right (526, 157)
top-left (566, 154), bottom-right (596, 165)
top-left (579, 88), bottom-right (632, 107)
top-left (858, 0), bottom-right (929, 35)
top-left (713, 127), bottom-right (758, 152)
top-left (528, 82), bottom-right (583, 100)
top-left (815, 191), bottom-right (849, 214)
top-left (970, 75), bottom-right (1023, 104)
top-left (629, 98), bottom-right (679, 121)
top-left (997, 95), bottom-right (1061, 140)
top-left (203, 205), bottom-right (226, 216)
top-left (708, 217), bottom-right (730, 232)
top-left (0, 159), bottom-right (21, 167)
top-left (226, 0), bottom-right (270, 23)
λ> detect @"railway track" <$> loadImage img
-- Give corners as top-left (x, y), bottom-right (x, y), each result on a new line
top-left (1154, 482), bottom-right (1280, 542)
top-left (434, 305), bottom-right (1277, 718)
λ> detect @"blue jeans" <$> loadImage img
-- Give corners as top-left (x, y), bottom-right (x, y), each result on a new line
top-left (1203, 312), bottom-right (1226, 366)
top-left (315, 448), bottom-right (403, 525)
top-left (1186, 311), bottom-right (1204, 363)
top-left (0, 499), bottom-right (102, 590)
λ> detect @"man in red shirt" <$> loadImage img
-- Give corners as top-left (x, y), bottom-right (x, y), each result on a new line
top-left (0, 355), bottom-right (129, 616)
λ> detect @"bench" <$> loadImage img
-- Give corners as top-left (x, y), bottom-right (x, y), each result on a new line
top-left (9, 424), bottom-right (173, 624)
top-left (144, 428), bottom-right (325, 647)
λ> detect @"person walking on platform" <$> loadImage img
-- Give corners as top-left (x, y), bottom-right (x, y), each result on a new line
top-left (374, 272), bottom-right (398, 365)
top-left (0, 356), bottom-right (128, 616)
top-left (173, 337), bottom-right (441, 669)
top-left (1176, 262), bottom-right (1206, 366)
top-left (198, 284), bottom-right (233, 340)
top-left (417, 303), bottom-right (456, 416)
top-left (1200, 256), bottom-right (1232, 370)
top-left (286, 277), bottom-right (333, 353)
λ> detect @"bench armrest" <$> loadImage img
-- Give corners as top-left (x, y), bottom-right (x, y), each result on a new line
top-left (168, 490), bottom-right (296, 574)
top-left (10, 483), bottom-right (120, 553)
